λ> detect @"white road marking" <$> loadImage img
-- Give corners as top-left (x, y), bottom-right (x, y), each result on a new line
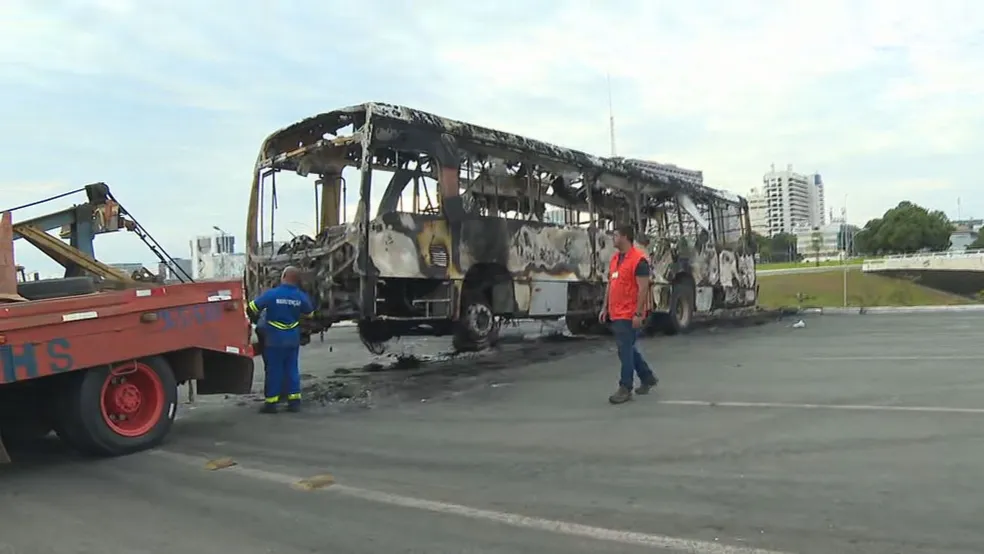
top-left (801, 355), bottom-right (984, 361)
top-left (660, 400), bottom-right (984, 415)
top-left (151, 450), bottom-right (791, 554)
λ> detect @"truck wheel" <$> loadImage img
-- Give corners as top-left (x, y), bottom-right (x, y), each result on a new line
top-left (452, 292), bottom-right (500, 352)
top-left (664, 279), bottom-right (695, 335)
top-left (54, 356), bottom-right (178, 457)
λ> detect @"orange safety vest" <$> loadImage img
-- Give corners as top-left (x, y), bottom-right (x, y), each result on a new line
top-left (607, 246), bottom-right (648, 320)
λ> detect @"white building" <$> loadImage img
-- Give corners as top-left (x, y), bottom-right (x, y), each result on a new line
top-left (794, 217), bottom-right (853, 261)
top-left (622, 158), bottom-right (704, 186)
top-left (949, 219), bottom-right (981, 251)
top-left (158, 258), bottom-right (193, 282)
top-left (108, 262), bottom-right (148, 276)
top-left (190, 233), bottom-right (246, 281)
top-left (747, 187), bottom-right (769, 236)
top-left (750, 164), bottom-right (826, 236)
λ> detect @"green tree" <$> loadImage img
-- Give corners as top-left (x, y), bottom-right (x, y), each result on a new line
top-left (752, 232), bottom-right (772, 261)
top-left (967, 232), bottom-right (984, 250)
top-left (854, 201), bottom-right (954, 255)
top-left (810, 231), bottom-right (824, 266)
top-left (769, 233), bottom-right (798, 262)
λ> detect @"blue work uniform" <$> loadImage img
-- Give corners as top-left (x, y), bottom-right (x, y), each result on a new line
top-left (248, 284), bottom-right (314, 407)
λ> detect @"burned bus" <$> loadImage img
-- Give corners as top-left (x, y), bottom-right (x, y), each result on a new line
top-left (245, 102), bottom-right (757, 352)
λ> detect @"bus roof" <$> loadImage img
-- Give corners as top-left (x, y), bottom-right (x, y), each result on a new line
top-left (258, 102), bottom-right (743, 206)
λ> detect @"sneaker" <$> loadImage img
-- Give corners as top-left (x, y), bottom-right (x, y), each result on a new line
top-left (608, 386), bottom-right (633, 404)
top-left (635, 376), bottom-right (659, 395)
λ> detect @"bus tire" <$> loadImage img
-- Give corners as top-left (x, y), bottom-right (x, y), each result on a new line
top-left (452, 291), bottom-right (500, 352)
top-left (54, 356), bottom-right (178, 457)
top-left (664, 279), bottom-right (695, 335)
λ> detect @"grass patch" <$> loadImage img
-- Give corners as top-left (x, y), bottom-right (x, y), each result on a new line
top-left (757, 270), bottom-right (977, 308)
top-left (757, 258), bottom-right (864, 271)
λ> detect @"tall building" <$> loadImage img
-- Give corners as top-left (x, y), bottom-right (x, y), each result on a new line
top-left (750, 164), bottom-right (826, 236)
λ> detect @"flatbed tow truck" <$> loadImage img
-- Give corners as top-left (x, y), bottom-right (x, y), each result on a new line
top-left (0, 184), bottom-right (255, 463)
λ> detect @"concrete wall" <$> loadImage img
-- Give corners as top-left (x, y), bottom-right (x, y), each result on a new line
top-left (863, 250), bottom-right (984, 296)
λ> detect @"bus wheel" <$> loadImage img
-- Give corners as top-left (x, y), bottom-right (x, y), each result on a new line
top-left (664, 279), bottom-right (695, 335)
top-left (453, 292), bottom-right (500, 352)
top-left (54, 356), bottom-right (178, 457)
top-left (564, 316), bottom-right (590, 335)
top-left (567, 316), bottom-right (611, 336)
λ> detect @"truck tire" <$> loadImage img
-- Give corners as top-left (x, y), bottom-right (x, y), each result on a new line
top-left (664, 279), bottom-right (695, 335)
top-left (53, 356), bottom-right (178, 457)
top-left (17, 277), bottom-right (97, 301)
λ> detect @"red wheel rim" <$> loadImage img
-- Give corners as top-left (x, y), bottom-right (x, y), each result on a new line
top-left (99, 362), bottom-right (165, 437)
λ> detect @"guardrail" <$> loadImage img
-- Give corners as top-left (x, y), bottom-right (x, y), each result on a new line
top-left (862, 248), bottom-right (984, 272)
top-left (877, 249), bottom-right (984, 261)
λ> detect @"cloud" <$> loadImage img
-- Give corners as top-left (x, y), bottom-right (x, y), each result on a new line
top-left (2, 0), bottom-right (984, 274)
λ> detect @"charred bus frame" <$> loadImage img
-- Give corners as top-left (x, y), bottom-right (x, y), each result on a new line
top-left (245, 102), bottom-right (757, 352)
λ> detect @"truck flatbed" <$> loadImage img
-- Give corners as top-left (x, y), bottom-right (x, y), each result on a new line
top-left (0, 280), bottom-right (255, 462)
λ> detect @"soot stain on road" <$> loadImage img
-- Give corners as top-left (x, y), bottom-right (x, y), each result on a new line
top-left (300, 332), bottom-right (601, 409)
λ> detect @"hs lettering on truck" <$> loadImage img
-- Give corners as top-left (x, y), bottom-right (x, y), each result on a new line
top-left (158, 304), bottom-right (223, 331)
top-left (0, 339), bottom-right (75, 383)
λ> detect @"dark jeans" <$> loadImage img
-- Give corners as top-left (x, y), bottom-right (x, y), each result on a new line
top-left (611, 319), bottom-right (655, 389)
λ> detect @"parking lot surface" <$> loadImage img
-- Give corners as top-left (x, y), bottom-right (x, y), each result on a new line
top-left (2, 313), bottom-right (983, 553)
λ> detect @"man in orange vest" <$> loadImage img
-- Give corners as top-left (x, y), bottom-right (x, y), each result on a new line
top-left (599, 224), bottom-right (658, 404)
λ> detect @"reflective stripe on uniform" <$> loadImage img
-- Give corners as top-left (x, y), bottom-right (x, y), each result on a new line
top-left (248, 300), bottom-right (259, 313)
top-left (267, 320), bottom-right (299, 330)
top-left (287, 393), bottom-right (301, 401)
top-left (265, 396), bottom-right (280, 404)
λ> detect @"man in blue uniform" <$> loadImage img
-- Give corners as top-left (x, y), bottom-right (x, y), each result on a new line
top-left (247, 266), bottom-right (314, 413)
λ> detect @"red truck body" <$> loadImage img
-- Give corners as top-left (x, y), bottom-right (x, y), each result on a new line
top-left (0, 280), bottom-right (256, 462)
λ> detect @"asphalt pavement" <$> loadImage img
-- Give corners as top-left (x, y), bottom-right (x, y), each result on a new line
top-left (2, 314), bottom-right (984, 553)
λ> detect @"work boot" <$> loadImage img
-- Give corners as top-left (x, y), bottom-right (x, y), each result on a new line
top-left (286, 401), bottom-right (302, 413)
top-left (636, 376), bottom-right (659, 395)
top-left (608, 386), bottom-right (633, 405)
top-left (259, 403), bottom-right (278, 414)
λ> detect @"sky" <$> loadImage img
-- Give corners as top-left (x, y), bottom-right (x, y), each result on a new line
top-left (2, 0), bottom-right (983, 275)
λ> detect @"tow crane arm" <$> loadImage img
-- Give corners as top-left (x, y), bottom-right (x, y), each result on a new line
top-left (14, 224), bottom-right (132, 282)
top-left (6, 182), bottom-right (192, 284)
